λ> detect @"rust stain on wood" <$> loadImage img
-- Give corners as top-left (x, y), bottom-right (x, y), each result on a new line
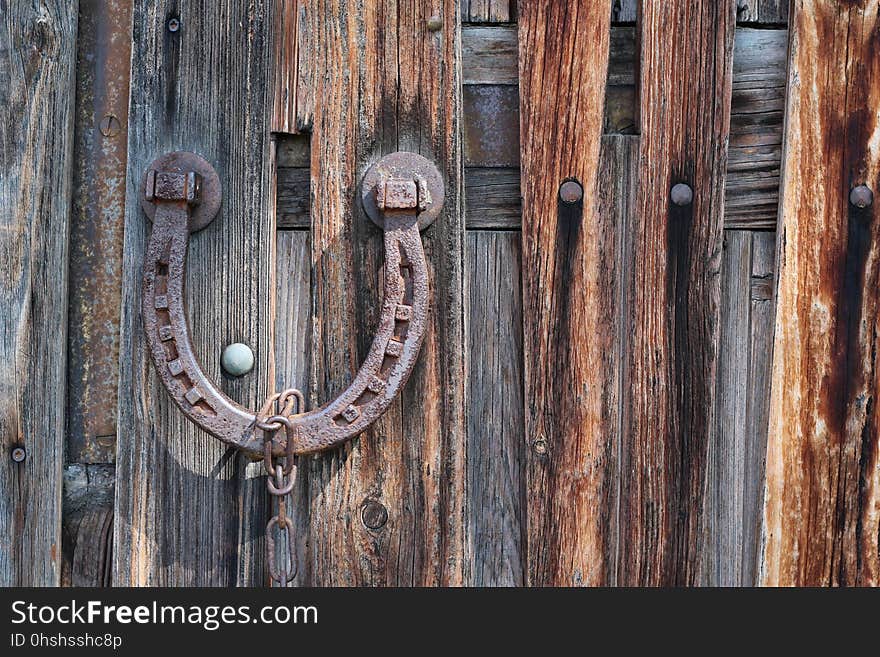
top-left (518, 0), bottom-right (615, 586)
top-left (618, 0), bottom-right (736, 585)
top-left (762, 0), bottom-right (880, 586)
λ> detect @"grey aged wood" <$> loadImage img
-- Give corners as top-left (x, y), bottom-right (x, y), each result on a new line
top-left (0, 0), bottom-right (78, 587)
top-left (113, 0), bottom-right (275, 586)
top-left (272, 229), bottom-right (311, 584)
top-left (62, 464), bottom-right (114, 586)
top-left (617, 0), bottom-right (788, 25)
top-left (466, 231), bottom-right (525, 585)
top-left (301, 0), bottom-right (466, 586)
top-left (706, 230), bottom-right (775, 585)
top-left (464, 1), bottom-right (514, 23)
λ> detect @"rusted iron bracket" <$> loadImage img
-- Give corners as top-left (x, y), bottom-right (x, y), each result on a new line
top-left (141, 150), bottom-right (441, 458)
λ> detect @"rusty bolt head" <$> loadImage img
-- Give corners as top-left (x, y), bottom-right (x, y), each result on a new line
top-left (427, 16), bottom-right (443, 32)
top-left (670, 183), bottom-right (694, 207)
top-left (361, 500), bottom-right (388, 530)
top-left (559, 180), bottom-right (584, 204)
top-left (11, 446), bottom-right (26, 463)
top-left (167, 17), bottom-right (180, 32)
top-left (377, 179), bottom-right (419, 211)
top-left (533, 438), bottom-right (548, 455)
top-left (99, 114), bottom-right (121, 138)
top-left (850, 185), bottom-right (874, 209)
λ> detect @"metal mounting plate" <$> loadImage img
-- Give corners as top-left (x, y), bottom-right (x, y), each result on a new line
top-left (361, 151), bottom-right (445, 231)
top-left (140, 151), bottom-right (222, 232)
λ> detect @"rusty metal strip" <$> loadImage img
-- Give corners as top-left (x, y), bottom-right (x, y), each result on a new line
top-left (66, 0), bottom-right (134, 462)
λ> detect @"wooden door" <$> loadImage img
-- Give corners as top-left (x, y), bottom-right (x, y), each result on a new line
top-left (2, 1), bottom-right (877, 587)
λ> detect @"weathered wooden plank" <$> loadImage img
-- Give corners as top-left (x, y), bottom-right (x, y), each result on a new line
top-left (464, 168), bottom-right (521, 229)
top-left (518, 0), bottom-right (616, 586)
top-left (271, 0), bottom-right (313, 134)
top-left (619, 0), bottom-right (735, 586)
top-left (707, 231), bottom-right (753, 586)
top-left (62, 464), bottom-right (114, 586)
top-left (465, 0), bottom-right (513, 23)
top-left (66, 0), bottom-right (133, 464)
top-left (736, 0), bottom-right (789, 24)
top-left (617, 0), bottom-right (790, 24)
top-left (302, 0), bottom-right (465, 586)
top-left (114, 0), bottom-right (275, 586)
top-left (743, 230), bottom-right (775, 586)
top-left (466, 231), bottom-right (525, 585)
top-left (0, 0), bottom-right (78, 587)
top-left (762, 0), bottom-right (880, 587)
top-left (726, 28), bottom-right (788, 229)
top-left (706, 229), bottom-right (775, 585)
top-left (280, 28), bottom-right (786, 230)
top-left (273, 230), bottom-right (311, 584)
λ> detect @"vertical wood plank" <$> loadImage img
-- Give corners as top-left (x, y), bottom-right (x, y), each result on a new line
top-left (517, 0), bottom-right (615, 585)
top-left (466, 231), bottom-right (525, 586)
top-left (619, 0), bottom-right (735, 585)
top-left (761, 0), bottom-right (880, 586)
top-left (114, 0), bottom-right (274, 586)
top-left (743, 230), bottom-right (775, 585)
top-left (301, 1), bottom-right (465, 586)
top-left (271, 0), bottom-right (313, 134)
top-left (706, 231), bottom-right (753, 586)
top-left (0, 0), bottom-right (78, 586)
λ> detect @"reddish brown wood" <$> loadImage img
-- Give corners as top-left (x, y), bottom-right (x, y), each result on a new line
top-left (518, 0), bottom-right (615, 586)
top-left (762, 0), bottom-right (880, 586)
top-left (272, 0), bottom-right (312, 134)
top-left (618, 0), bottom-right (736, 585)
top-left (299, 0), bottom-right (465, 586)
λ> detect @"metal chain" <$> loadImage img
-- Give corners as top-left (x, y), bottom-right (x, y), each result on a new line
top-left (258, 389), bottom-right (302, 587)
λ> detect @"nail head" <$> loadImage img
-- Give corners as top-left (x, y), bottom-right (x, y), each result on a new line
top-left (670, 183), bottom-right (693, 207)
top-left (11, 446), bottom-right (26, 463)
top-left (361, 500), bottom-right (388, 530)
top-left (167, 17), bottom-right (180, 32)
top-left (559, 180), bottom-right (584, 204)
top-left (427, 16), bottom-right (442, 31)
top-left (221, 342), bottom-right (255, 377)
top-left (850, 185), bottom-right (873, 209)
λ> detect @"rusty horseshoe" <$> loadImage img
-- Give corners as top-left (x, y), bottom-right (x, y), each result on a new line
top-left (140, 151), bottom-right (443, 458)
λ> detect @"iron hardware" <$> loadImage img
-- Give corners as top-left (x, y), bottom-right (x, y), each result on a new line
top-left (140, 150), bottom-right (440, 459)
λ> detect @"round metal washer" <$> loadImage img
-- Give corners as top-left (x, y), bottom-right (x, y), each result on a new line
top-left (140, 151), bottom-right (222, 233)
top-left (361, 152), bottom-right (445, 231)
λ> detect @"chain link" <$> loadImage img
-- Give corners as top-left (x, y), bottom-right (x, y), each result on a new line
top-left (258, 389), bottom-right (302, 587)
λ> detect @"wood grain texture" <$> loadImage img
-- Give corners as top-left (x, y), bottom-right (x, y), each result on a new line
top-left (519, 0), bottom-right (615, 586)
top-left (619, 0), bottom-right (735, 586)
top-left (736, 0), bottom-right (789, 24)
top-left (706, 231), bottom-right (775, 585)
top-left (762, 0), bottom-right (880, 586)
top-left (0, 0), bottom-right (77, 586)
top-left (301, 0), bottom-right (465, 586)
top-left (464, 0), bottom-right (513, 23)
top-left (279, 28), bottom-right (787, 231)
top-left (62, 464), bottom-right (114, 586)
top-left (273, 230), bottom-right (311, 586)
top-left (271, 0), bottom-right (312, 133)
top-left (466, 231), bottom-right (524, 585)
top-left (113, 0), bottom-right (274, 586)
